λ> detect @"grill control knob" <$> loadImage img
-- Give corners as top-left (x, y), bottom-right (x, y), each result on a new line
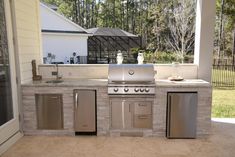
top-left (134, 88), bottom-right (140, 92)
top-left (113, 88), bottom-right (119, 92)
top-left (140, 88), bottom-right (144, 92)
top-left (124, 88), bottom-right (129, 92)
top-left (128, 70), bottom-right (135, 75)
top-left (145, 88), bottom-right (150, 92)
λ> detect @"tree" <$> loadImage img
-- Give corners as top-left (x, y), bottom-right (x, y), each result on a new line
top-left (148, 0), bottom-right (170, 51)
top-left (215, 0), bottom-right (235, 60)
top-left (217, 0), bottom-right (225, 60)
top-left (165, 0), bottom-right (196, 63)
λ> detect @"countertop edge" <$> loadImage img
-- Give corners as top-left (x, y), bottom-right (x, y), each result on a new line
top-left (21, 79), bottom-right (211, 88)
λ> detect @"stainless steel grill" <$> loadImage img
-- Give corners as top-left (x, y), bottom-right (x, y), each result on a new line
top-left (108, 64), bottom-right (156, 95)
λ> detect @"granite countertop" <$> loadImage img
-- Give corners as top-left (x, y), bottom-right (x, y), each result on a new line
top-left (22, 78), bottom-right (211, 88)
top-left (22, 79), bottom-right (108, 87)
top-left (156, 79), bottom-right (211, 87)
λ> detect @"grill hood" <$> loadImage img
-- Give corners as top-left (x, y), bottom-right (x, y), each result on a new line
top-left (108, 64), bottom-right (155, 84)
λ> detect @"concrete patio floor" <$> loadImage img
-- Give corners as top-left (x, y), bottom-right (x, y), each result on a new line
top-left (1, 120), bottom-right (235, 157)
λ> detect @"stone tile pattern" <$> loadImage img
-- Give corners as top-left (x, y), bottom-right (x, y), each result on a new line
top-left (22, 87), bottom-right (73, 135)
top-left (22, 86), bottom-right (211, 137)
top-left (38, 64), bottom-right (198, 80)
top-left (96, 87), bottom-right (110, 136)
top-left (22, 86), bottom-right (109, 136)
top-left (154, 87), bottom-right (212, 137)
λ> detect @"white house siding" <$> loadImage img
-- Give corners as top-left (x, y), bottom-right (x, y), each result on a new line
top-left (42, 33), bottom-right (88, 63)
top-left (14, 0), bottom-right (42, 83)
top-left (40, 3), bottom-right (86, 32)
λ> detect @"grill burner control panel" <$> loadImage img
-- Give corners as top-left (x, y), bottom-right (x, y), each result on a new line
top-left (108, 86), bottom-right (155, 95)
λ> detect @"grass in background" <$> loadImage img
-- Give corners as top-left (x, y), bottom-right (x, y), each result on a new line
top-left (212, 87), bottom-right (235, 118)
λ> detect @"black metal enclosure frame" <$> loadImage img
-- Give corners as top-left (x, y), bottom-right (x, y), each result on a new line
top-left (87, 28), bottom-right (142, 64)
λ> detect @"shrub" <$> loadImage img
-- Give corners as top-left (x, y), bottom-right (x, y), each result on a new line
top-left (143, 51), bottom-right (177, 63)
top-left (143, 51), bottom-right (193, 64)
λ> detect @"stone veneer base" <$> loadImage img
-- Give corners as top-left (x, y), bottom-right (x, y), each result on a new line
top-left (22, 85), bottom-right (211, 137)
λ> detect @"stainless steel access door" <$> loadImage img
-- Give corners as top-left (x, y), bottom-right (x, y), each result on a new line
top-left (167, 92), bottom-right (198, 138)
top-left (111, 100), bottom-right (132, 129)
top-left (36, 94), bottom-right (63, 130)
top-left (74, 90), bottom-right (96, 132)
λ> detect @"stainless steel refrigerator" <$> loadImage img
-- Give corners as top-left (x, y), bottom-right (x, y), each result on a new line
top-left (74, 90), bottom-right (96, 135)
top-left (166, 92), bottom-right (198, 138)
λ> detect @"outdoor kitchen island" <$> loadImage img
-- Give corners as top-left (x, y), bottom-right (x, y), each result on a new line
top-left (21, 78), bottom-right (212, 138)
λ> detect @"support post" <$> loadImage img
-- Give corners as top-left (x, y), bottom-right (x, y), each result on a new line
top-left (194, 0), bottom-right (216, 82)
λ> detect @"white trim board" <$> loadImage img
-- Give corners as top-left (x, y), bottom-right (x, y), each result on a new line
top-left (0, 0), bottom-right (20, 148)
top-left (0, 132), bottom-right (23, 155)
top-left (42, 32), bottom-right (91, 37)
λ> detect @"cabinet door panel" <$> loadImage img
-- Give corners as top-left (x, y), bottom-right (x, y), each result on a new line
top-left (167, 92), bottom-right (197, 138)
top-left (111, 101), bottom-right (133, 129)
top-left (74, 90), bottom-right (96, 132)
top-left (36, 94), bottom-right (63, 130)
top-left (111, 101), bottom-right (123, 129)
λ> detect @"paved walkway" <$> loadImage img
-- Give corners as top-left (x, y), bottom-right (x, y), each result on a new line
top-left (2, 120), bottom-right (235, 157)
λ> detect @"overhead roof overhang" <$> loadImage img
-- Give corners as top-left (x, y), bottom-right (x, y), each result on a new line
top-left (41, 29), bottom-right (93, 36)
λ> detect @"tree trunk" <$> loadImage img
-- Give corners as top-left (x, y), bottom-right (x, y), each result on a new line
top-left (126, 0), bottom-right (129, 31)
top-left (113, 0), bottom-right (116, 28)
top-left (121, 0), bottom-right (125, 29)
top-left (85, 0), bottom-right (89, 28)
top-left (232, 29), bottom-right (235, 67)
top-left (74, 0), bottom-right (78, 23)
top-left (95, 0), bottom-right (101, 27)
top-left (91, 0), bottom-right (95, 28)
top-left (77, 0), bottom-right (81, 25)
top-left (81, 0), bottom-right (85, 27)
top-left (218, 0), bottom-right (225, 63)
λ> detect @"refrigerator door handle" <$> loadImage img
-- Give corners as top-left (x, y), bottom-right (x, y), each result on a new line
top-left (167, 95), bottom-right (172, 137)
top-left (75, 93), bottom-right (78, 109)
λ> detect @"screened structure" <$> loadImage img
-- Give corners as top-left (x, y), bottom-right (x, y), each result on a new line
top-left (87, 27), bottom-right (142, 64)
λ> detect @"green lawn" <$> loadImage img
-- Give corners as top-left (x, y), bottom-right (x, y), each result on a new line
top-left (212, 88), bottom-right (235, 118)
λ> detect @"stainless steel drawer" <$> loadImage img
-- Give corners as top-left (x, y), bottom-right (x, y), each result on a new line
top-left (133, 114), bottom-right (152, 129)
top-left (134, 102), bottom-right (152, 115)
